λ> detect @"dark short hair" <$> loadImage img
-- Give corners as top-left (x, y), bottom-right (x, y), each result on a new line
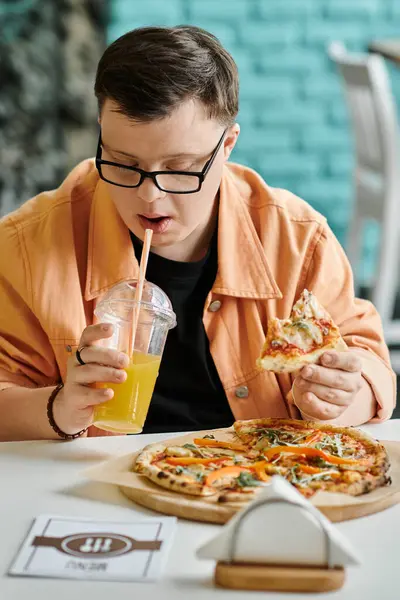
top-left (94, 25), bottom-right (239, 126)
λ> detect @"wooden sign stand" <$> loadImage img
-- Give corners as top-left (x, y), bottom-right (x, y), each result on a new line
top-left (215, 562), bottom-right (345, 593)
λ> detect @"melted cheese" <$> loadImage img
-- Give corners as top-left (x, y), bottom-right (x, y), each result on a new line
top-left (274, 319), bottom-right (323, 351)
top-left (292, 289), bottom-right (326, 320)
top-left (165, 446), bottom-right (193, 457)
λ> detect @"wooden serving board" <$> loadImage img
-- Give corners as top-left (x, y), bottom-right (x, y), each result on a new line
top-left (84, 428), bottom-right (400, 525)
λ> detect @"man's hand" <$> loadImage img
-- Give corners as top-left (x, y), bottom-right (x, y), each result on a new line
top-left (292, 351), bottom-right (363, 421)
top-left (52, 323), bottom-right (129, 435)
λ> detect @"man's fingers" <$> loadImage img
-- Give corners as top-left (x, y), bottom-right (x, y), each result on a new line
top-left (79, 323), bottom-right (115, 347)
top-left (74, 345), bottom-right (129, 369)
top-left (293, 390), bottom-right (346, 421)
top-left (294, 378), bottom-right (353, 406)
top-left (71, 384), bottom-right (114, 406)
top-left (321, 351), bottom-right (362, 373)
top-left (73, 364), bottom-right (127, 386)
top-left (300, 364), bottom-right (360, 392)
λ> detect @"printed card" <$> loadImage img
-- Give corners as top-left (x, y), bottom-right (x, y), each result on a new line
top-left (9, 515), bottom-right (176, 581)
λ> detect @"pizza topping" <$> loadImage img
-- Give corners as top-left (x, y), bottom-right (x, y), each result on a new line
top-left (315, 433), bottom-right (365, 460)
top-left (288, 465), bottom-right (340, 488)
top-left (312, 456), bottom-right (338, 468)
top-left (205, 463), bottom-right (271, 488)
top-left (177, 442), bottom-right (245, 460)
top-left (264, 464), bottom-right (287, 475)
top-left (298, 464), bottom-right (326, 475)
top-left (270, 454), bottom-right (283, 464)
top-left (303, 431), bottom-right (323, 446)
top-left (181, 461), bottom-right (270, 490)
top-left (268, 318), bottom-right (324, 353)
top-left (175, 466), bottom-right (205, 483)
top-left (165, 446), bottom-right (194, 458)
top-left (205, 466), bottom-right (249, 487)
top-left (315, 434), bottom-right (345, 457)
top-left (251, 460), bottom-right (271, 482)
top-left (233, 454), bottom-right (247, 464)
top-left (264, 445), bottom-right (369, 466)
top-left (193, 438), bottom-right (248, 451)
top-left (249, 427), bottom-right (310, 449)
top-left (165, 456), bottom-right (228, 466)
top-left (180, 444), bottom-right (233, 460)
top-left (235, 471), bottom-right (263, 488)
top-left (292, 289), bottom-right (326, 320)
top-left (182, 443), bottom-right (200, 452)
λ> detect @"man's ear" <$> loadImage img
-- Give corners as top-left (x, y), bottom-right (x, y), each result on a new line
top-left (223, 123), bottom-right (240, 161)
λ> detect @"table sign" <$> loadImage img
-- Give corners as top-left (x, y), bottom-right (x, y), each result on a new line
top-left (8, 515), bottom-right (176, 582)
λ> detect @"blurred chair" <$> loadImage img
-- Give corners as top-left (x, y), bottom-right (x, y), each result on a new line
top-left (329, 41), bottom-right (400, 372)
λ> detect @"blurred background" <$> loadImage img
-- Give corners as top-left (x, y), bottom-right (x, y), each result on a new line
top-left (1, 0), bottom-right (399, 411)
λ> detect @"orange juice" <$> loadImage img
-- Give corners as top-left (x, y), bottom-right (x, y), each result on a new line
top-left (93, 351), bottom-right (161, 433)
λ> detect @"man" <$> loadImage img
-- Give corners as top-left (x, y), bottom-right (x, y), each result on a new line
top-left (0, 26), bottom-right (395, 441)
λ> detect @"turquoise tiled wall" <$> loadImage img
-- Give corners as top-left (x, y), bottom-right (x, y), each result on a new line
top-left (109, 0), bottom-right (400, 283)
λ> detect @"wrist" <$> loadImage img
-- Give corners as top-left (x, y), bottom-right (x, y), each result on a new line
top-left (49, 384), bottom-right (88, 439)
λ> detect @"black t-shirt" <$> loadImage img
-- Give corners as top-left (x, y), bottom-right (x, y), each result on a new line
top-left (131, 231), bottom-right (234, 434)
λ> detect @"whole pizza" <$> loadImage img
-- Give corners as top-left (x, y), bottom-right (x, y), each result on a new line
top-left (133, 418), bottom-right (391, 502)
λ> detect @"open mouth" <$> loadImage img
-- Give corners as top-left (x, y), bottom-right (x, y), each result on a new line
top-left (138, 214), bottom-right (172, 234)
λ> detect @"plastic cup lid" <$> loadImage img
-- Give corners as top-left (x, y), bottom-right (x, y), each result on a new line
top-left (95, 280), bottom-right (177, 329)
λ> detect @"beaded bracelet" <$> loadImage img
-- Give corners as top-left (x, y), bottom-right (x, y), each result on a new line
top-left (47, 383), bottom-right (88, 440)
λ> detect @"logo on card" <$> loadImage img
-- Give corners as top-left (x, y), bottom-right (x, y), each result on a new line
top-left (32, 533), bottom-right (162, 558)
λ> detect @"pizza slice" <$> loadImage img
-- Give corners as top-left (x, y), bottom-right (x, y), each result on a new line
top-left (257, 289), bottom-right (347, 373)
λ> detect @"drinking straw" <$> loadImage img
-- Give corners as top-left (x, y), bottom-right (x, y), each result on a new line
top-left (129, 228), bottom-right (153, 356)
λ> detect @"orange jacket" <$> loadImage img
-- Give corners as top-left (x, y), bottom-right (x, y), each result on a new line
top-left (0, 160), bottom-right (395, 434)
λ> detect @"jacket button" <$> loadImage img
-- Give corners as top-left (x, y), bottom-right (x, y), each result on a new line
top-left (235, 385), bottom-right (249, 399)
top-left (209, 300), bottom-right (222, 312)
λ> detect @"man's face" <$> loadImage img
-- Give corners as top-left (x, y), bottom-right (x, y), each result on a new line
top-left (99, 99), bottom-right (239, 257)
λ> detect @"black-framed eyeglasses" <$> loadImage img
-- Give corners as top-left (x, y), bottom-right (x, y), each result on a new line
top-left (95, 128), bottom-right (227, 194)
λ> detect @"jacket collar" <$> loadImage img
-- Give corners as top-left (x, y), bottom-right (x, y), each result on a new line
top-left (85, 180), bottom-right (138, 301)
top-left (85, 168), bottom-right (281, 301)
top-left (213, 167), bottom-right (282, 299)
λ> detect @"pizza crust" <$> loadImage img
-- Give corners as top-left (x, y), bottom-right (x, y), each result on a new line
top-left (257, 336), bottom-right (347, 373)
top-left (134, 442), bottom-right (218, 497)
top-left (319, 472), bottom-right (391, 496)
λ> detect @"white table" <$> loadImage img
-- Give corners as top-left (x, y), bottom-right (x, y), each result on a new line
top-left (0, 421), bottom-right (399, 600)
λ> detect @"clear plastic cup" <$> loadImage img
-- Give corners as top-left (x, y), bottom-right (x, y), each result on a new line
top-left (92, 280), bottom-right (176, 433)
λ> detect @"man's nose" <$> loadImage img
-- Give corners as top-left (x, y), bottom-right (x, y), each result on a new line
top-left (136, 176), bottom-right (166, 203)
